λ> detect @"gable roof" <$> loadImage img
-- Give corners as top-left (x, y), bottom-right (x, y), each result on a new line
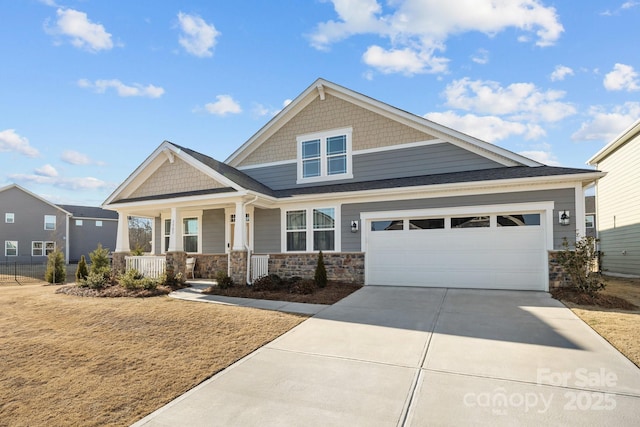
top-left (57, 204), bottom-right (119, 220)
top-left (587, 118), bottom-right (640, 165)
top-left (0, 183), bottom-right (72, 215)
top-left (225, 78), bottom-right (542, 168)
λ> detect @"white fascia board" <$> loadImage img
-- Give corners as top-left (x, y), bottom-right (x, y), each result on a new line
top-left (587, 118), bottom-right (640, 165)
top-left (2, 183), bottom-right (73, 216)
top-left (106, 191), bottom-right (249, 211)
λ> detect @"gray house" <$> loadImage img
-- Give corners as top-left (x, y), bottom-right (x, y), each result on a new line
top-left (104, 79), bottom-right (603, 291)
top-left (587, 118), bottom-right (640, 277)
top-left (0, 184), bottom-right (116, 264)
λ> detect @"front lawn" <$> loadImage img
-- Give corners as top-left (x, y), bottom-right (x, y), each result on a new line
top-left (555, 276), bottom-right (640, 367)
top-left (0, 284), bottom-right (306, 426)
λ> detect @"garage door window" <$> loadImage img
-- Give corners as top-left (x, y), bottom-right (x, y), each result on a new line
top-left (451, 216), bottom-right (490, 228)
top-left (497, 214), bottom-right (541, 227)
top-left (371, 220), bottom-right (403, 231)
top-left (409, 218), bottom-right (445, 229)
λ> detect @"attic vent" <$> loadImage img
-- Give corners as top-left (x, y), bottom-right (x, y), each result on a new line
top-left (316, 84), bottom-right (325, 101)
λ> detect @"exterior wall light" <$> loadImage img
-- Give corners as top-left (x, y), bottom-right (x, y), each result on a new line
top-left (559, 210), bottom-right (570, 226)
top-left (350, 220), bottom-right (359, 233)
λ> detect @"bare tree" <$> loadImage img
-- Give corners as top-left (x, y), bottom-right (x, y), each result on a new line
top-left (128, 217), bottom-right (152, 253)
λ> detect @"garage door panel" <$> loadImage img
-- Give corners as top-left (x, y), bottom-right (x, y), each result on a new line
top-left (366, 212), bottom-right (547, 291)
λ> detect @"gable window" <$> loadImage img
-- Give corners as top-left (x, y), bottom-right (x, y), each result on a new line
top-left (5, 241), bottom-right (17, 257)
top-left (5, 213), bottom-right (14, 223)
top-left (297, 128), bottom-right (352, 183)
top-left (285, 207), bottom-right (336, 252)
top-left (44, 215), bottom-right (56, 230)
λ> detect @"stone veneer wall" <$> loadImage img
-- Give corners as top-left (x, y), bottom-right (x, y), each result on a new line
top-left (266, 252), bottom-right (364, 284)
top-left (192, 254), bottom-right (228, 279)
top-left (229, 250), bottom-right (248, 285)
top-left (111, 252), bottom-right (129, 274)
top-left (548, 251), bottom-right (570, 289)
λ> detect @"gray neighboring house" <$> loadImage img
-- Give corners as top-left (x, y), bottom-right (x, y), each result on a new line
top-left (57, 205), bottom-right (118, 263)
top-left (103, 78), bottom-right (604, 291)
top-left (585, 195), bottom-right (596, 238)
top-left (0, 183), bottom-right (116, 264)
top-left (587, 118), bottom-right (640, 277)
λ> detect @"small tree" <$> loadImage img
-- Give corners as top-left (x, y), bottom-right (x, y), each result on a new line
top-left (89, 244), bottom-right (111, 274)
top-left (75, 255), bottom-right (89, 282)
top-left (314, 250), bottom-right (328, 288)
top-left (45, 250), bottom-right (66, 284)
top-left (556, 236), bottom-right (605, 296)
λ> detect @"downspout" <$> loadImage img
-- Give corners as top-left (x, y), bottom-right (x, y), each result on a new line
top-left (243, 195), bottom-right (258, 285)
top-left (65, 213), bottom-right (71, 264)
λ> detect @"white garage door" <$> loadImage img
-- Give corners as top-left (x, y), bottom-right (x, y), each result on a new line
top-left (365, 208), bottom-right (548, 291)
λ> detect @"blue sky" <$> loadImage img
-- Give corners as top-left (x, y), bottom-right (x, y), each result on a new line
top-left (1, 0), bottom-right (638, 206)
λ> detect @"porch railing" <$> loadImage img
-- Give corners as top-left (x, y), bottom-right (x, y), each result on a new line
top-left (250, 254), bottom-right (269, 283)
top-left (125, 256), bottom-right (166, 279)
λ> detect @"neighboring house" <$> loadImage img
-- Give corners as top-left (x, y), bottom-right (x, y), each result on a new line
top-left (585, 195), bottom-right (596, 238)
top-left (103, 79), bottom-right (603, 291)
top-left (0, 183), bottom-right (117, 264)
top-left (57, 205), bottom-right (118, 263)
top-left (587, 119), bottom-right (640, 277)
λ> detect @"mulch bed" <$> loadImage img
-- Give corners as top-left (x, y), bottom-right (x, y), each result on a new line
top-left (55, 283), bottom-right (187, 298)
top-left (203, 281), bottom-right (362, 305)
top-left (551, 288), bottom-right (638, 310)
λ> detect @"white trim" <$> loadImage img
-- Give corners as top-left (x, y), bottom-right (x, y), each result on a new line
top-left (352, 139), bottom-right (445, 156)
top-left (296, 127), bottom-right (353, 184)
top-left (588, 118), bottom-right (640, 165)
top-left (575, 184), bottom-right (586, 238)
top-left (44, 215), bottom-right (56, 231)
top-left (237, 159), bottom-right (297, 171)
top-left (4, 240), bottom-right (18, 257)
top-left (5, 213), bottom-right (14, 223)
top-left (281, 204), bottom-right (341, 253)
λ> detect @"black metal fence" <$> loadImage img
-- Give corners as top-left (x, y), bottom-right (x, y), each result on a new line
top-left (0, 262), bottom-right (49, 285)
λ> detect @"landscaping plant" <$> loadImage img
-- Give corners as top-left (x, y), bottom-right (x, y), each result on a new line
top-left (75, 255), bottom-right (89, 282)
top-left (45, 249), bottom-right (66, 284)
top-left (89, 243), bottom-right (111, 277)
top-left (314, 250), bottom-right (328, 288)
top-left (215, 270), bottom-right (234, 289)
top-left (557, 236), bottom-right (606, 296)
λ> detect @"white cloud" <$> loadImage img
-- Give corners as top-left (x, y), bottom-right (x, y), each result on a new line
top-left (550, 65), bottom-right (574, 81)
top-left (78, 79), bottom-right (165, 98)
top-left (204, 95), bottom-right (242, 116)
top-left (603, 63), bottom-right (639, 91)
top-left (0, 129), bottom-right (40, 158)
top-left (45, 8), bottom-right (113, 52)
top-left (424, 111), bottom-right (545, 142)
top-left (177, 12), bottom-right (220, 57)
top-left (572, 102), bottom-right (640, 142)
top-left (61, 150), bottom-right (91, 165)
top-left (471, 49), bottom-right (489, 65)
top-left (35, 164), bottom-right (58, 177)
top-left (518, 150), bottom-right (561, 166)
top-left (8, 173), bottom-right (114, 191)
top-left (442, 78), bottom-right (576, 122)
top-left (310, 0), bottom-right (563, 75)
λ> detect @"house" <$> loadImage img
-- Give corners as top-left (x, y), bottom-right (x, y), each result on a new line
top-left (587, 119), bottom-right (640, 277)
top-left (103, 79), bottom-right (604, 291)
top-left (0, 183), bottom-right (117, 264)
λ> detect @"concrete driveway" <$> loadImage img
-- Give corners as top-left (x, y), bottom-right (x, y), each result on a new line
top-left (133, 287), bottom-right (640, 426)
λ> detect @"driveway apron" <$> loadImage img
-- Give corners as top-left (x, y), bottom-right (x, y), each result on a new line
top-left (133, 287), bottom-right (640, 427)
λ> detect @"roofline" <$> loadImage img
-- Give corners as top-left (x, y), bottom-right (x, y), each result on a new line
top-left (587, 118), bottom-right (640, 165)
top-left (225, 78), bottom-right (543, 168)
top-left (0, 183), bottom-right (73, 216)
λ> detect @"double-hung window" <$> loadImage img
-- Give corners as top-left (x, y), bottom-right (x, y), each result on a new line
top-left (297, 128), bottom-right (352, 183)
top-left (183, 218), bottom-right (198, 253)
top-left (32, 241), bottom-right (55, 256)
top-left (5, 241), bottom-right (17, 257)
top-left (285, 207), bottom-right (336, 252)
top-left (44, 215), bottom-right (56, 230)
top-left (5, 213), bottom-right (14, 223)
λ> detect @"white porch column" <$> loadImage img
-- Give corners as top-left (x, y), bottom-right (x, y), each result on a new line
top-left (167, 207), bottom-right (183, 251)
top-left (115, 212), bottom-right (130, 252)
top-left (233, 201), bottom-right (246, 250)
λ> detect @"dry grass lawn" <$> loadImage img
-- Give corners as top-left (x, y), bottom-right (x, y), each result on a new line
top-left (0, 283), bottom-right (306, 426)
top-left (560, 276), bottom-right (640, 368)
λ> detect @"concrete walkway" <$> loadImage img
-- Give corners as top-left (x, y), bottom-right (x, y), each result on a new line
top-left (135, 287), bottom-right (640, 426)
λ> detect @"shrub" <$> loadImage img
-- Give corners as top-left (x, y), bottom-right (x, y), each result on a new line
top-left (80, 271), bottom-right (108, 289)
top-left (45, 250), bottom-right (66, 284)
top-left (252, 274), bottom-right (284, 291)
top-left (89, 244), bottom-right (111, 275)
top-left (216, 270), bottom-right (234, 289)
top-left (556, 236), bottom-right (606, 296)
top-left (160, 263), bottom-right (185, 288)
top-left (291, 278), bottom-right (317, 295)
top-left (314, 250), bottom-right (328, 288)
top-left (75, 255), bottom-right (89, 282)
top-left (130, 244), bottom-right (145, 256)
top-left (119, 269), bottom-right (157, 291)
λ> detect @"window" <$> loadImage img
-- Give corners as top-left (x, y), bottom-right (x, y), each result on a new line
top-left (451, 216), bottom-right (490, 228)
top-left (585, 215), bottom-right (595, 229)
top-left (95, 220), bottom-right (103, 227)
top-left (297, 128), bottom-right (352, 183)
top-left (75, 219), bottom-right (83, 226)
top-left (497, 214), bottom-right (541, 227)
top-left (285, 207), bottom-right (336, 252)
top-left (371, 220), bottom-right (403, 231)
top-left (183, 218), bottom-right (198, 253)
top-left (44, 215), bottom-right (56, 230)
top-left (5, 241), bottom-right (17, 257)
top-left (163, 219), bottom-right (171, 252)
top-left (5, 213), bottom-right (14, 223)
top-left (410, 218), bottom-right (445, 230)
top-left (32, 241), bottom-right (55, 256)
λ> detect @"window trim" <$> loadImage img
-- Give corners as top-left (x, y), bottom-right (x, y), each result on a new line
top-left (44, 215), bottom-right (56, 231)
top-left (296, 127), bottom-right (353, 184)
top-left (160, 211), bottom-right (202, 254)
top-left (281, 205), bottom-right (340, 253)
top-left (32, 241), bottom-right (55, 257)
top-left (5, 213), bottom-right (14, 223)
top-left (75, 219), bottom-right (83, 226)
top-left (95, 220), bottom-right (103, 227)
top-left (5, 240), bottom-right (18, 257)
